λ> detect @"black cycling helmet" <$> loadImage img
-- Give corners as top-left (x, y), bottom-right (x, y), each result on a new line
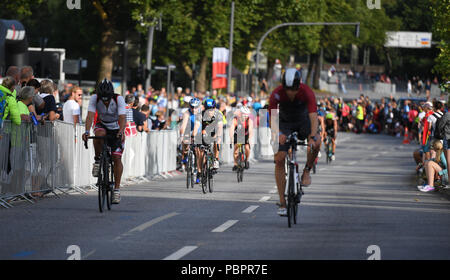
top-left (282, 68), bottom-right (302, 91)
top-left (97, 78), bottom-right (114, 101)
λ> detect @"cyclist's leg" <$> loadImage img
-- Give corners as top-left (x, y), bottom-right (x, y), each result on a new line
top-left (233, 144), bottom-right (239, 167)
top-left (93, 125), bottom-right (106, 158)
top-left (275, 151), bottom-right (287, 208)
top-left (109, 131), bottom-right (124, 190)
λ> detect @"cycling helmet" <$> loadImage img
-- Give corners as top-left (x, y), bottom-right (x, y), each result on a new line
top-left (204, 98), bottom-right (216, 109)
top-left (326, 113), bottom-right (334, 120)
top-left (282, 68), bottom-right (302, 91)
top-left (240, 106), bottom-right (250, 116)
top-left (97, 78), bottom-right (114, 101)
top-left (189, 97), bottom-right (201, 108)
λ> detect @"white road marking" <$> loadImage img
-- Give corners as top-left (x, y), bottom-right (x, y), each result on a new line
top-left (349, 161), bottom-right (357, 165)
top-left (212, 220), bottom-right (239, 232)
top-left (163, 246), bottom-right (198, 260)
top-left (242, 205), bottom-right (259, 213)
top-left (115, 212), bottom-right (179, 240)
top-left (82, 250), bottom-right (96, 260)
top-left (269, 190), bottom-right (277, 194)
top-left (259, 196), bottom-right (271, 202)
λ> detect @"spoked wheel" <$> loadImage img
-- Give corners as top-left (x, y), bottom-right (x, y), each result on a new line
top-left (201, 158), bottom-right (208, 194)
top-left (208, 161), bottom-right (214, 193)
top-left (287, 164), bottom-right (297, 228)
top-left (97, 156), bottom-right (107, 213)
top-left (186, 153), bottom-right (191, 189)
top-left (191, 153), bottom-right (195, 188)
top-left (106, 161), bottom-right (114, 211)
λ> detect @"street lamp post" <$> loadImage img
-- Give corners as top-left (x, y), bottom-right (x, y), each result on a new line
top-left (254, 22), bottom-right (360, 93)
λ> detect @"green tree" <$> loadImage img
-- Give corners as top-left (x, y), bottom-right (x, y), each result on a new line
top-left (431, 0), bottom-right (449, 82)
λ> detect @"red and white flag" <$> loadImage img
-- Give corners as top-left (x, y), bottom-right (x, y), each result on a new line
top-left (212, 47), bottom-right (229, 89)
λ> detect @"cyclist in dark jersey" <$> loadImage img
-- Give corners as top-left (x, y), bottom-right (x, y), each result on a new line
top-left (230, 106), bottom-right (254, 171)
top-left (269, 68), bottom-right (321, 216)
top-left (192, 98), bottom-right (223, 180)
top-left (324, 111), bottom-right (338, 160)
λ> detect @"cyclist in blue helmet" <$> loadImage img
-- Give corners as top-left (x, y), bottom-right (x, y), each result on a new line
top-left (193, 98), bottom-right (224, 179)
top-left (179, 98), bottom-right (202, 181)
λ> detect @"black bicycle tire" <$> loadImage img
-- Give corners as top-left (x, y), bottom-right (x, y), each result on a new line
top-left (186, 151), bottom-right (191, 189)
top-left (287, 163), bottom-right (296, 228)
top-left (208, 157), bottom-right (214, 193)
top-left (201, 156), bottom-right (207, 194)
top-left (108, 160), bottom-right (114, 210)
top-left (104, 155), bottom-right (111, 211)
top-left (97, 154), bottom-right (105, 213)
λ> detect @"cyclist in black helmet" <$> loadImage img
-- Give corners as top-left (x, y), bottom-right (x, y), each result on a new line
top-left (82, 79), bottom-right (127, 204)
top-left (269, 68), bottom-right (321, 216)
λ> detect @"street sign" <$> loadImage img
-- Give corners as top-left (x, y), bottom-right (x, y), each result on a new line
top-left (385, 31), bottom-right (432, 48)
top-left (63, 59), bottom-right (80, 74)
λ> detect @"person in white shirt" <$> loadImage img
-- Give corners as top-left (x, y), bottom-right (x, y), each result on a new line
top-left (63, 86), bottom-right (82, 124)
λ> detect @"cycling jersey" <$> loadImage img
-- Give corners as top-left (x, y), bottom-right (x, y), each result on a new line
top-left (233, 117), bottom-right (250, 144)
top-left (196, 108), bottom-right (223, 145)
top-left (88, 94), bottom-right (126, 130)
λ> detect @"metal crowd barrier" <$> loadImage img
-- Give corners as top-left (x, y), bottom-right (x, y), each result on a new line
top-left (0, 120), bottom-right (178, 208)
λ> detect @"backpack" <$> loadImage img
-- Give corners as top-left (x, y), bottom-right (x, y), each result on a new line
top-left (434, 112), bottom-right (446, 140)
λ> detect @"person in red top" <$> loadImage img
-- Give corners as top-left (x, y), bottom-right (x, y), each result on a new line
top-left (269, 68), bottom-right (321, 216)
top-left (421, 102), bottom-right (434, 161)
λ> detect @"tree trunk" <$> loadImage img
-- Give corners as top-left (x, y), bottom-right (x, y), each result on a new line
top-left (312, 53), bottom-right (321, 89)
top-left (306, 53), bottom-right (316, 87)
top-left (383, 47), bottom-right (392, 76)
top-left (92, 1), bottom-right (115, 83)
top-left (196, 55), bottom-right (209, 93)
top-left (98, 28), bottom-right (115, 82)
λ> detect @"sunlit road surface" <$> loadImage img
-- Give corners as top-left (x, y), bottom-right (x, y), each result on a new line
top-left (1, 132), bottom-right (449, 260)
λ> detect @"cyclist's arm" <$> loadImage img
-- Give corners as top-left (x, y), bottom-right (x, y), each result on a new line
top-left (216, 120), bottom-right (223, 144)
top-left (117, 96), bottom-right (127, 136)
top-left (229, 118), bottom-right (236, 144)
top-left (192, 120), bottom-right (201, 138)
top-left (309, 112), bottom-right (318, 137)
top-left (85, 111), bottom-right (95, 133)
top-left (179, 112), bottom-right (189, 136)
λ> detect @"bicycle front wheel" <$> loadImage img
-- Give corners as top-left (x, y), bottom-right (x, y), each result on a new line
top-left (208, 158), bottom-right (214, 193)
top-left (287, 164), bottom-right (296, 228)
top-left (201, 158), bottom-right (208, 194)
top-left (186, 152), bottom-right (192, 189)
top-left (97, 156), bottom-right (107, 213)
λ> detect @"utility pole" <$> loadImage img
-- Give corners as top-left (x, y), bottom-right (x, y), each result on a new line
top-left (254, 22), bottom-right (360, 93)
top-left (145, 25), bottom-right (154, 93)
top-left (122, 31), bottom-right (129, 96)
top-left (227, 1), bottom-right (235, 95)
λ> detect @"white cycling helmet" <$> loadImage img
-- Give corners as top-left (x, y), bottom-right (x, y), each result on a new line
top-left (189, 97), bottom-right (201, 108)
top-left (184, 96), bottom-right (192, 103)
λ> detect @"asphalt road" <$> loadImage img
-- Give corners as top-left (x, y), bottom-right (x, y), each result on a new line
top-left (1, 132), bottom-right (449, 260)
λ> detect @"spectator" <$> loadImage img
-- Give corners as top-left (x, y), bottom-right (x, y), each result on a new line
top-left (19, 66), bottom-right (34, 87)
top-left (16, 86), bottom-right (35, 121)
top-left (152, 111), bottom-right (167, 131)
top-left (37, 79), bottom-right (59, 121)
top-left (417, 140), bottom-right (447, 192)
top-left (5, 66), bottom-right (20, 92)
top-left (425, 80), bottom-right (431, 100)
top-left (25, 78), bottom-right (45, 113)
top-left (139, 104), bottom-right (151, 133)
top-left (0, 76), bottom-right (21, 126)
top-left (63, 86), bottom-right (82, 124)
top-left (131, 97), bottom-right (146, 132)
top-left (124, 94), bottom-right (137, 137)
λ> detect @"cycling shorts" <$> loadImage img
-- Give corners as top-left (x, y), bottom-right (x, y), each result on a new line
top-left (94, 122), bottom-right (125, 157)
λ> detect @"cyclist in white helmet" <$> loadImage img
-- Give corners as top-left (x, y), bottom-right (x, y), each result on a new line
top-left (230, 106), bottom-right (254, 171)
top-left (179, 98), bottom-right (201, 181)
